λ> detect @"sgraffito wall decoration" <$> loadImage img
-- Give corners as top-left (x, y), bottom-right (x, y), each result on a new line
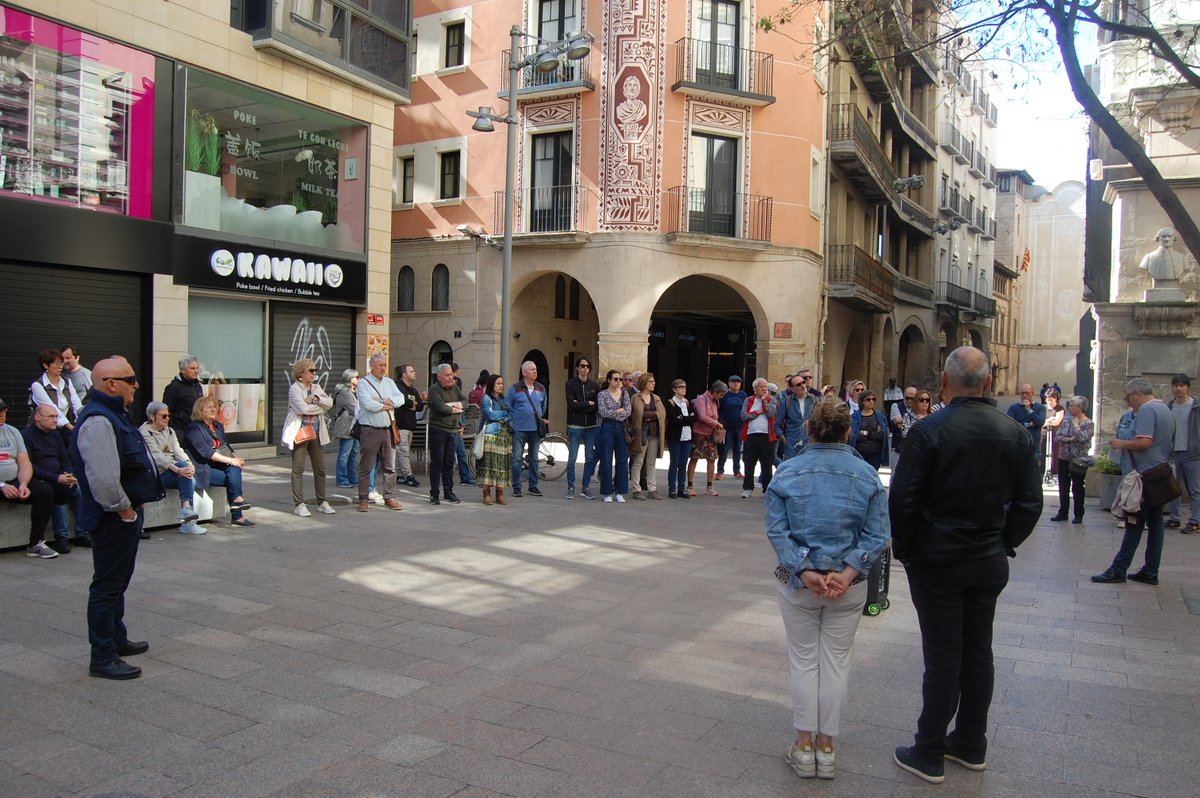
top-left (598, 0), bottom-right (666, 230)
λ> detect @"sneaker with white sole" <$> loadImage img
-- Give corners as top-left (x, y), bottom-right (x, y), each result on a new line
top-left (179, 521), bottom-right (206, 535)
top-left (741, 490), bottom-right (752, 499)
top-left (815, 746), bottom-right (835, 779)
top-left (615, 494), bottom-right (626, 503)
top-left (785, 743), bottom-right (816, 778)
top-left (294, 504), bottom-right (312, 517)
top-left (580, 487), bottom-right (595, 500)
top-left (178, 504), bottom-right (200, 522)
top-left (369, 491), bottom-right (385, 506)
top-left (603, 495), bottom-right (613, 503)
top-left (565, 487), bottom-right (575, 500)
top-left (26, 542), bottom-right (59, 559)
top-left (317, 501), bottom-right (336, 514)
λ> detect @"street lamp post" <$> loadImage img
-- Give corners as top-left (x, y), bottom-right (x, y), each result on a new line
top-left (467, 26), bottom-right (592, 377)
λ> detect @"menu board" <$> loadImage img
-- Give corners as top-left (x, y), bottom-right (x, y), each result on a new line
top-left (0, 35), bottom-right (131, 212)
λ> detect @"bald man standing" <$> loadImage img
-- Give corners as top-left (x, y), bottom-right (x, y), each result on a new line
top-left (74, 358), bottom-right (164, 680)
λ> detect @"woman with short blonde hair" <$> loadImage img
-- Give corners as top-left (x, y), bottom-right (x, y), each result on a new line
top-left (283, 358), bottom-right (335, 517)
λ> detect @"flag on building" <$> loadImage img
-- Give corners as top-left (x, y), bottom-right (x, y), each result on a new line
top-left (1021, 248), bottom-right (1030, 272)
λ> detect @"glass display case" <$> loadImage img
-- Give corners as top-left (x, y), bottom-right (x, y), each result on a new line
top-left (0, 35), bottom-right (132, 212)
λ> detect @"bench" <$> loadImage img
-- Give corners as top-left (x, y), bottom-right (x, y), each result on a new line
top-left (0, 488), bottom-right (229, 551)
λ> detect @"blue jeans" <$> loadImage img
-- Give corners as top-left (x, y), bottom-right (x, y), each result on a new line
top-left (718, 432), bottom-right (743, 474)
top-left (596, 420), bottom-right (629, 496)
top-left (1112, 499), bottom-right (1165, 578)
top-left (1168, 457), bottom-right (1200, 523)
top-left (511, 429), bottom-right (540, 490)
top-left (336, 437), bottom-right (359, 486)
top-left (567, 426), bottom-right (598, 490)
top-left (159, 464), bottom-right (197, 506)
top-left (209, 466), bottom-right (245, 520)
top-left (667, 439), bottom-right (693, 494)
top-left (456, 433), bottom-right (472, 482)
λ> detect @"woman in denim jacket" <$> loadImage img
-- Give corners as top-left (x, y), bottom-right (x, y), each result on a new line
top-left (478, 374), bottom-right (512, 505)
top-left (765, 399), bottom-right (890, 781)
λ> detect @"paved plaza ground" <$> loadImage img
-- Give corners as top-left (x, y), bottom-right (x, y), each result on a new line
top-left (1, 456), bottom-right (1198, 797)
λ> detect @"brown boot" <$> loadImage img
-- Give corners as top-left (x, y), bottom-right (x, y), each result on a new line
top-left (496, 488), bottom-right (506, 505)
top-left (482, 487), bottom-right (493, 505)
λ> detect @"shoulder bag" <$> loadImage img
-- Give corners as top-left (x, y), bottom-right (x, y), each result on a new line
top-left (294, 418), bottom-right (317, 444)
top-left (1140, 461), bottom-right (1182, 507)
top-left (1068, 455), bottom-right (1094, 476)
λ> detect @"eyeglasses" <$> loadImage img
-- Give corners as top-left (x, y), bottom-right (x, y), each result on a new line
top-left (156, 412), bottom-right (170, 418)
top-left (306, 368), bottom-right (317, 373)
top-left (918, 397), bottom-right (931, 403)
top-left (107, 375), bottom-right (138, 385)
top-left (904, 395), bottom-right (916, 401)
top-left (675, 385), bottom-right (687, 390)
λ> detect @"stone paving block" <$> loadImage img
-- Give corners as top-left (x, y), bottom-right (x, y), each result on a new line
top-left (170, 737), bottom-right (356, 798)
top-left (76, 765), bottom-right (190, 798)
top-left (415, 712), bottom-right (545, 757)
top-left (416, 744), bottom-right (567, 796)
top-left (489, 675), bottom-right (605, 714)
top-left (584, 697), bottom-right (719, 740)
top-left (518, 736), bottom-right (665, 787)
top-left (0, 731), bottom-right (132, 793)
top-left (1063, 754), bottom-right (1197, 797)
top-left (121, 688), bottom-right (260, 742)
top-left (371, 733), bottom-right (449, 766)
top-left (156, 642), bottom-right (269, 680)
top-left (304, 753), bottom-right (464, 797)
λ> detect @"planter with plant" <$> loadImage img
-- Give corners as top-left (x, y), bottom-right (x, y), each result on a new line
top-left (183, 110), bottom-right (223, 229)
top-left (1092, 451), bottom-right (1123, 510)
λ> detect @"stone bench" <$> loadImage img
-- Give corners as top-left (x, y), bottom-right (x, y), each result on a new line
top-left (0, 488), bottom-right (228, 551)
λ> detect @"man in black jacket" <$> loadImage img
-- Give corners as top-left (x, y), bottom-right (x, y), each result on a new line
top-left (889, 347), bottom-right (1042, 784)
top-left (23, 404), bottom-right (80, 553)
top-left (162, 355), bottom-right (204, 439)
top-left (564, 357), bottom-right (600, 500)
top-left (394, 364), bottom-right (426, 488)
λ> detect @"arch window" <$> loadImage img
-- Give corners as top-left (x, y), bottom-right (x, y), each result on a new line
top-left (569, 279), bottom-right (580, 320)
top-left (554, 275), bottom-right (566, 318)
top-left (397, 266), bottom-right (414, 311)
top-left (432, 263), bottom-right (449, 311)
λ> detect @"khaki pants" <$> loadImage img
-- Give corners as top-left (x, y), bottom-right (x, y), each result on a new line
top-left (629, 435), bottom-right (660, 493)
top-left (394, 428), bottom-right (414, 478)
top-left (290, 438), bottom-right (327, 505)
top-left (777, 580), bottom-right (867, 737)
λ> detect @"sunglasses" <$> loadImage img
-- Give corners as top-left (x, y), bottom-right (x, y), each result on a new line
top-left (862, 396), bottom-right (876, 401)
top-left (307, 368), bottom-right (317, 373)
top-left (919, 397), bottom-right (931, 402)
top-left (107, 375), bottom-right (138, 384)
top-left (578, 364), bottom-right (591, 369)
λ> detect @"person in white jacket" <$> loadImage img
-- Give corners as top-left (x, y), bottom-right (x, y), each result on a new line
top-left (282, 359), bottom-right (334, 517)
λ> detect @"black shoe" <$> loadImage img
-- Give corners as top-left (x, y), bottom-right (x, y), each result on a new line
top-left (460, 478), bottom-right (476, 487)
top-left (1128, 571), bottom-right (1159, 585)
top-left (429, 495), bottom-right (440, 505)
top-left (116, 640), bottom-right (149, 657)
top-left (139, 529), bottom-right (151, 540)
top-left (668, 491), bottom-right (677, 499)
top-left (944, 750), bottom-right (987, 772)
top-left (512, 488), bottom-right (523, 498)
top-left (72, 534), bottom-right (93, 548)
top-left (679, 492), bottom-right (691, 499)
top-left (229, 501), bottom-right (252, 511)
top-left (527, 486), bottom-right (543, 497)
top-left (49, 538), bottom-right (71, 554)
top-left (893, 746), bottom-right (944, 784)
top-left (444, 491), bottom-right (462, 504)
top-left (405, 475), bottom-right (421, 488)
top-left (89, 659), bottom-right (142, 680)
top-left (1050, 513), bottom-right (1069, 522)
top-left (1090, 569), bottom-right (1126, 584)
top-left (1072, 517), bottom-right (1084, 524)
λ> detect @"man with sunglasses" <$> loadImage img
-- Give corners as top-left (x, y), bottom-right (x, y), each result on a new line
top-left (75, 359), bottom-right (165, 680)
top-left (775, 372), bottom-right (814, 460)
top-left (890, 386), bottom-right (919, 469)
top-left (565, 357), bottom-right (600, 499)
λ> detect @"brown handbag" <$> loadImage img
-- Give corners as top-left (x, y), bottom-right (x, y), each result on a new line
top-left (293, 419), bottom-right (316, 444)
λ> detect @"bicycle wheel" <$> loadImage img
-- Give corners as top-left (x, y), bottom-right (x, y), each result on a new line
top-left (537, 432), bottom-right (568, 481)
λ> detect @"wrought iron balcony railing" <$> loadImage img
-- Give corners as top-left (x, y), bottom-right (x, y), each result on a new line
top-left (665, 187), bottom-right (773, 242)
top-left (831, 103), bottom-right (897, 200)
top-left (938, 281), bottom-right (973, 307)
top-left (974, 292), bottom-right (997, 316)
top-left (671, 37), bottom-right (774, 104)
top-left (492, 185), bottom-right (597, 235)
top-left (827, 243), bottom-right (896, 312)
top-left (499, 44), bottom-right (595, 97)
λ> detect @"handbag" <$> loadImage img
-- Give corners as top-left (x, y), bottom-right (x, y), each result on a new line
top-left (390, 421), bottom-right (401, 447)
top-left (350, 422), bottom-right (361, 440)
top-left (1140, 461), bottom-right (1182, 507)
top-left (712, 427), bottom-right (727, 445)
top-left (471, 432), bottom-right (485, 462)
top-left (293, 419), bottom-right (316, 444)
top-left (1068, 455), bottom-right (1094, 476)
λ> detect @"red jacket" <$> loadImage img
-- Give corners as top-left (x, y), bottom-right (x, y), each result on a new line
top-left (740, 394), bottom-right (778, 443)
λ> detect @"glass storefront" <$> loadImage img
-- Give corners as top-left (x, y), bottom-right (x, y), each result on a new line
top-left (179, 68), bottom-right (367, 254)
top-left (188, 295), bottom-right (267, 436)
top-left (0, 6), bottom-right (155, 216)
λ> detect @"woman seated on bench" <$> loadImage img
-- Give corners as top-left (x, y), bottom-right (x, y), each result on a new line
top-left (139, 402), bottom-right (204, 535)
top-left (183, 395), bottom-right (254, 527)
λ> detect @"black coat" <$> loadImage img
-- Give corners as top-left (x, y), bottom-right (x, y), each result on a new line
top-left (21, 424), bottom-right (72, 483)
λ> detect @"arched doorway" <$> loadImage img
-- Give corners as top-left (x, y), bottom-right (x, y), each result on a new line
top-left (968, 329), bottom-right (983, 351)
top-left (428, 340), bottom-right (453, 385)
top-left (841, 328), bottom-right (868, 391)
top-left (881, 317), bottom-right (896, 384)
top-left (521, 348), bottom-right (551, 397)
top-left (649, 276), bottom-right (757, 399)
top-left (897, 324), bottom-right (926, 387)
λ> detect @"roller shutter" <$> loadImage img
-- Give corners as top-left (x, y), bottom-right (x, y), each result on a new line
top-left (268, 303), bottom-right (356, 446)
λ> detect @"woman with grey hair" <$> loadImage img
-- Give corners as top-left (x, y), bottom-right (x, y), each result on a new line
top-left (331, 368), bottom-right (360, 488)
top-left (139, 401), bottom-right (204, 534)
top-left (1052, 395), bottom-right (1094, 523)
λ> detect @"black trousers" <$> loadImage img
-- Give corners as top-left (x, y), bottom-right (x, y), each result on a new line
top-left (1057, 458), bottom-right (1085, 518)
top-left (87, 511), bottom-right (142, 666)
top-left (428, 428), bottom-right (458, 498)
top-left (1, 478), bottom-right (53, 546)
top-left (906, 554), bottom-right (1009, 761)
top-left (741, 433), bottom-right (774, 492)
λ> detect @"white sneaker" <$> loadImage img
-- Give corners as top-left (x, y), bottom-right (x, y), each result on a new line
top-left (179, 521), bottom-right (206, 535)
top-left (741, 490), bottom-right (752, 499)
top-left (615, 494), bottom-right (626, 503)
top-left (603, 495), bottom-right (613, 503)
top-left (816, 746), bottom-right (835, 779)
top-left (369, 491), bottom-right (385, 506)
top-left (317, 501), bottom-right (336, 514)
top-left (294, 504), bottom-right (312, 517)
top-left (786, 744), bottom-right (816, 779)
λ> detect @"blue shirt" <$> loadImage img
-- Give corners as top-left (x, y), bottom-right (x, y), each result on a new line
top-left (1127, 399), bottom-right (1175, 473)
top-left (718, 389), bottom-right (747, 427)
top-left (1006, 400), bottom-right (1046, 442)
top-left (764, 443), bottom-right (891, 591)
top-left (505, 381), bottom-right (547, 433)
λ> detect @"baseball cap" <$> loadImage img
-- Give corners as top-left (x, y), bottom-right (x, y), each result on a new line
top-left (728, 375), bottom-right (742, 383)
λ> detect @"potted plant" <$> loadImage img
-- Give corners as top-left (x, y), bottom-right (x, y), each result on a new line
top-left (1092, 452), bottom-right (1123, 510)
top-left (183, 110), bottom-right (222, 228)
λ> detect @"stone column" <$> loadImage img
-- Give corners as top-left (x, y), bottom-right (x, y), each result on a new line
top-left (759, 338), bottom-right (813, 386)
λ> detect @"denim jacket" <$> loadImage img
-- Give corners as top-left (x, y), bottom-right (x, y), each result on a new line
top-left (764, 443), bottom-right (891, 591)
top-left (481, 393), bottom-right (511, 435)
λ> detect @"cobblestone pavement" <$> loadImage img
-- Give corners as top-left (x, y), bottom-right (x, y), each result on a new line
top-left (1, 458), bottom-right (1197, 797)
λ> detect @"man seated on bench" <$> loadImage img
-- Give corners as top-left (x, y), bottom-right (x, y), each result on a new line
top-left (139, 402), bottom-right (203, 535)
top-left (22, 403), bottom-right (82, 553)
top-left (0, 398), bottom-right (58, 559)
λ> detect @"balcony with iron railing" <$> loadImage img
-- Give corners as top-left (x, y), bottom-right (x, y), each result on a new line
top-left (898, 196), bottom-right (935, 235)
top-left (942, 51), bottom-right (963, 79)
top-left (961, 138), bottom-right (976, 168)
top-left (939, 187), bottom-right (962, 218)
top-left (969, 150), bottom-right (986, 178)
top-left (665, 187), bottom-right (773, 242)
top-left (974, 292), bottom-right (997, 316)
top-left (499, 44), bottom-right (596, 99)
top-left (827, 243), bottom-right (896, 312)
top-left (962, 196), bottom-right (976, 225)
top-left (985, 217), bottom-right (997, 239)
top-left (493, 185), bottom-right (598, 239)
top-left (983, 164), bottom-right (997, 188)
top-left (830, 104), bottom-right (898, 202)
top-left (671, 38), bottom-right (775, 106)
top-left (937, 281), bottom-right (973, 308)
top-left (884, 101), bottom-right (938, 160)
top-left (893, 8), bottom-right (940, 84)
top-left (986, 101), bottom-right (999, 127)
top-left (972, 85), bottom-right (988, 115)
top-left (941, 123), bottom-right (964, 160)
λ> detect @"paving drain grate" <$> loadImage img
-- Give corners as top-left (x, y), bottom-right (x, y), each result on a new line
top-left (1183, 588), bottom-right (1200, 615)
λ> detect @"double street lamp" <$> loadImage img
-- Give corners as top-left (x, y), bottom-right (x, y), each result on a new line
top-left (466, 25), bottom-right (592, 376)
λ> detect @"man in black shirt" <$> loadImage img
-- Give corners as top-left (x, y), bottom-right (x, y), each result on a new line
top-left (564, 357), bottom-right (600, 500)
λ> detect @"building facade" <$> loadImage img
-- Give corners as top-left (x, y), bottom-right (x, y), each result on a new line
top-left (0, 0), bottom-right (406, 443)
top-left (992, 168), bottom-right (1034, 395)
top-left (391, 0), bottom-right (826, 419)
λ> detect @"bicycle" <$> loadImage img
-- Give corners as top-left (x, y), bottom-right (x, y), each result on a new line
top-left (465, 431), bottom-right (568, 481)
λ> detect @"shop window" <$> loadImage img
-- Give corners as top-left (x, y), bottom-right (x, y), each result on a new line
top-left (444, 22), bottom-right (465, 69)
top-left (179, 67), bottom-right (367, 254)
top-left (0, 9), bottom-right (156, 217)
top-left (438, 150), bottom-right (460, 199)
top-left (554, 275), bottom-right (566, 318)
top-left (428, 339), bottom-right (453, 384)
top-left (397, 265), bottom-right (414, 311)
top-left (188, 296), bottom-right (266, 434)
top-left (432, 263), bottom-right (449, 310)
top-left (569, 279), bottom-right (580, 320)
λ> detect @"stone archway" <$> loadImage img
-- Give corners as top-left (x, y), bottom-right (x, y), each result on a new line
top-left (897, 324), bottom-right (926, 388)
top-left (841, 327), bottom-right (869, 391)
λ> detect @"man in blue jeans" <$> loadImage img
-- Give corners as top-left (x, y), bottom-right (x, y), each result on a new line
top-left (506, 361), bottom-right (547, 497)
top-left (564, 357), bottom-right (599, 499)
top-left (717, 375), bottom-right (746, 478)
